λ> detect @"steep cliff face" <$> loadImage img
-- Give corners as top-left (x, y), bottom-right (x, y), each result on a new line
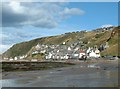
top-left (3, 26), bottom-right (119, 58)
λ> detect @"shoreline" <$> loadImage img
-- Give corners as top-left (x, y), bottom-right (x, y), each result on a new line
top-left (1, 58), bottom-right (118, 72)
top-left (1, 59), bottom-right (118, 87)
top-left (2, 59), bottom-right (118, 78)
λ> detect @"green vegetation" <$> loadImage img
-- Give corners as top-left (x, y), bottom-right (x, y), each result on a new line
top-left (3, 26), bottom-right (120, 58)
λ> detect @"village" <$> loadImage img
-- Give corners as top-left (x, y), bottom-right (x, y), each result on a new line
top-left (2, 26), bottom-right (118, 62)
top-left (2, 41), bottom-right (111, 62)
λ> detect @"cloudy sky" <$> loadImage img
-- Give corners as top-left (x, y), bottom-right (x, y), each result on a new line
top-left (1, 1), bottom-right (118, 53)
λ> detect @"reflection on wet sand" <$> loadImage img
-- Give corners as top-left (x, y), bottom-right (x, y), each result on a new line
top-left (2, 60), bottom-right (118, 87)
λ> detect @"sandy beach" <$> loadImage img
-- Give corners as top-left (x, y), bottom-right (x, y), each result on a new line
top-left (1, 59), bottom-right (119, 87)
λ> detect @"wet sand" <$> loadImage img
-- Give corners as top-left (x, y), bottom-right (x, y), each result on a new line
top-left (1, 59), bottom-right (119, 87)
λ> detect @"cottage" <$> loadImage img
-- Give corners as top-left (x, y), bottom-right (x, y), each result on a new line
top-left (31, 59), bottom-right (38, 62)
top-left (35, 43), bottom-right (41, 50)
top-left (89, 49), bottom-right (101, 58)
top-left (32, 51), bottom-right (39, 55)
top-left (89, 50), bottom-right (96, 58)
top-left (14, 57), bottom-right (18, 60)
top-left (19, 56), bottom-right (25, 59)
top-left (3, 57), bottom-right (8, 60)
top-left (79, 50), bottom-right (86, 58)
top-left (9, 58), bottom-right (14, 61)
top-left (64, 54), bottom-right (69, 59)
top-left (63, 42), bottom-right (66, 45)
top-left (86, 47), bottom-right (91, 54)
top-left (41, 50), bottom-right (46, 53)
top-left (57, 50), bottom-right (60, 53)
top-left (68, 47), bottom-right (71, 51)
top-left (94, 49), bottom-right (100, 58)
top-left (46, 53), bottom-right (53, 59)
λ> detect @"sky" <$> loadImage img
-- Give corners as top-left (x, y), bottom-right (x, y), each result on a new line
top-left (0, 1), bottom-right (118, 53)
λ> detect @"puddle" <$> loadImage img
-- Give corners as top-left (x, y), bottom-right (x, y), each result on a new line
top-left (80, 63), bottom-right (100, 68)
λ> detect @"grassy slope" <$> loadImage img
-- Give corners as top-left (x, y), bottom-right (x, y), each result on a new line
top-left (3, 26), bottom-right (119, 58)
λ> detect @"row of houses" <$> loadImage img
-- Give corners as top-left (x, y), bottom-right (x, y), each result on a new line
top-left (2, 41), bottom-right (102, 61)
top-left (93, 26), bottom-right (115, 32)
top-left (3, 55), bottom-right (27, 61)
top-left (45, 47), bottom-right (101, 60)
top-left (33, 42), bottom-right (101, 60)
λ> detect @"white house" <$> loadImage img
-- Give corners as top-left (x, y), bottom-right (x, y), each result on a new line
top-left (63, 42), bottom-right (66, 45)
top-left (46, 53), bottom-right (53, 59)
top-left (17, 55), bottom-right (26, 60)
top-left (86, 47), bottom-right (91, 54)
top-left (94, 49), bottom-right (101, 58)
top-left (74, 54), bottom-right (79, 57)
top-left (64, 54), bottom-right (69, 59)
top-left (35, 43), bottom-right (41, 50)
top-left (32, 51), bottom-right (39, 55)
top-left (57, 55), bottom-right (60, 59)
top-left (3, 57), bottom-right (8, 60)
top-left (68, 47), bottom-right (71, 51)
top-left (57, 50), bottom-right (60, 53)
top-left (41, 50), bottom-right (46, 53)
top-left (89, 50), bottom-right (96, 58)
top-left (9, 58), bottom-right (14, 61)
top-left (14, 57), bottom-right (18, 60)
top-left (89, 49), bottom-right (101, 58)
top-left (31, 59), bottom-right (38, 62)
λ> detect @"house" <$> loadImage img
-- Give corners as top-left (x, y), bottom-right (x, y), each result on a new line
top-left (64, 54), bottom-right (69, 59)
top-left (89, 50), bottom-right (96, 58)
top-left (89, 49), bottom-right (101, 58)
top-left (35, 43), bottom-right (41, 50)
top-left (73, 53), bottom-right (79, 59)
top-left (79, 50), bottom-right (86, 58)
top-left (32, 51), bottom-right (39, 55)
top-left (9, 58), bottom-right (14, 61)
top-left (68, 47), bottom-right (71, 51)
top-left (46, 52), bottom-right (53, 59)
top-left (3, 57), bottom-right (8, 60)
top-left (40, 50), bottom-right (46, 53)
top-left (14, 57), bottom-right (18, 60)
top-left (94, 49), bottom-right (101, 58)
top-left (31, 59), bottom-right (38, 62)
top-left (86, 47), bottom-right (91, 54)
top-left (63, 42), bottom-right (66, 45)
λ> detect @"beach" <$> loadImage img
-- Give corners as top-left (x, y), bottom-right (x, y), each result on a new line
top-left (1, 59), bottom-right (119, 87)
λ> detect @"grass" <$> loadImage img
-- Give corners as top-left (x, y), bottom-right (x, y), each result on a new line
top-left (3, 26), bottom-right (119, 58)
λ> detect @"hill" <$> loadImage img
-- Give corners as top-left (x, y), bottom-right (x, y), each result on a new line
top-left (3, 26), bottom-right (119, 58)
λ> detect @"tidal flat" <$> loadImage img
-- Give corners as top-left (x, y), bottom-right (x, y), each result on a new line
top-left (1, 59), bottom-right (119, 87)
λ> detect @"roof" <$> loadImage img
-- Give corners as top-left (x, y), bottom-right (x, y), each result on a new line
top-left (80, 50), bottom-right (85, 53)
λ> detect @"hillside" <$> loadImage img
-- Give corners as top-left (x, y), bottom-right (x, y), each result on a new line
top-left (3, 26), bottom-right (119, 58)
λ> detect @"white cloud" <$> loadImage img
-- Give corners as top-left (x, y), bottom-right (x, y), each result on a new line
top-left (9, 1), bottom-right (26, 13)
top-left (101, 24), bottom-right (113, 28)
top-left (0, 44), bottom-right (12, 54)
top-left (0, 27), bottom-right (35, 53)
top-left (1, 2), bottom-right (86, 53)
top-left (60, 7), bottom-right (85, 16)
top-left (2, 2), bottom-right (85, 28)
